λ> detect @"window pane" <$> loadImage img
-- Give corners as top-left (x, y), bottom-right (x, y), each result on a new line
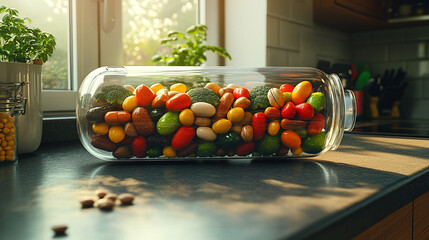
top-left (122, 0), bottom-right (198, 65)
top-left (2, 0), bottom-right (69, 90)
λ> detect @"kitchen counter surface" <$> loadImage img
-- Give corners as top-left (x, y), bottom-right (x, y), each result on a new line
top-left (1, 134), bottom-right (428, 240)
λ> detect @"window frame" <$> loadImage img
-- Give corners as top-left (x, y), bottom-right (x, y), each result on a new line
top-left (43, 0), bottom-right (219, 113)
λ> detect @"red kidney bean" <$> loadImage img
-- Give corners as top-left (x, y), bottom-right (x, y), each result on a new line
top-left (236, 141), bottom-right (255, 156)
top-left (252, 112), bottom-right (266, 141)
top-left (172, 126), bottom-right (195, 150)
top-left (166, 93), bottom-right (191, 112)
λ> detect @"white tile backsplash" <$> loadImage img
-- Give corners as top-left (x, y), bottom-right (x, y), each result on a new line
top-left (267, 16), bottom-right (279, 47)
top-left (399, 99), bottom-right (429, 119)
top-left (406, 60), bottom-right (429, 78)
top-left (422, 80), bottom-right (429, 99)
top-left (267, 47), bottom-right (288, 66)
top-left (267, 0), bottom-right (289, 19)
top-left (279, 20), bottom-right (300, 51)
top-left (354, 44), bottom-right (388, 62)
top-left (389, 42), bottom-right (427, 60)
top-left (289, 0), bottom-right (312, 25)
top-left (403, 25), bottom-right (429, 41)
top-left (402, 79), bottom-right (423, 99)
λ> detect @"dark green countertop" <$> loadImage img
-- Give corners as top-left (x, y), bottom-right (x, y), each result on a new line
top-left (1, 134), bottom-right (428, 240)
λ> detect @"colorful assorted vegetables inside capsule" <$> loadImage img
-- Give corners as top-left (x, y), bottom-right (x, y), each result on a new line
top-left (87, 79), bottom-right (327, 159)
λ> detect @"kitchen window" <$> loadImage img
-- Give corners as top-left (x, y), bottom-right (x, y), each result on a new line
top-left (2, 0), bottom-right (209, 112)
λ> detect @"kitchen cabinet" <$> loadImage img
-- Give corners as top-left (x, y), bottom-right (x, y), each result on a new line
top-left (313, 0), bottom-right (429, 32)
top-left (353, 191), bottom-right (429, 240)
top-left (313, 0), bottom-right (387, 32)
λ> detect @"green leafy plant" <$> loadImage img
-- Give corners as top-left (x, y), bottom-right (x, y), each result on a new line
top-left (0, 6), bottom-right (56, 63)
top-left (152, 25), bottom-right (231, 66)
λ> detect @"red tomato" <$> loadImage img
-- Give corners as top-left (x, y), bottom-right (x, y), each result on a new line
top-left (166, 93), bottom-right (191, 111)
top-left (281, 130), bottom-right (301, 149)
top-left (281, 102), bottom-right (296, 119)
top-left (307, 113), bottom-right (325, 135)
top-left (236, 141), bottom-right (255, 156)
top-left (132, 136), bottom-right (147, 158)
top-left (280, 84), bottom-right (294, 93)
top-left (233, 87), bottom-right (250, 99)
top-left (264, 107), bottom-right (281, 120)
top-left (135, 84), bottom-right (155, 107)
top-left (171, 126), bottom-right (195, 150)
top-left (252, 112), bottom-right (267, 141)
top-left (295, 103), bottom-right (314, 120)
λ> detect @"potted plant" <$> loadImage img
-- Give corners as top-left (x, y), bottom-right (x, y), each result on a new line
top-left (0, 6), bottom-right (56, 154)
top-left (152, 25), bottom-right (231, 66)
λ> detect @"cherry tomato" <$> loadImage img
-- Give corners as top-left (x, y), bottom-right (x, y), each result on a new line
top-left (132, 136), bottom-right (147, 158)
top-left (236, 141), bottom-right (256, 156)
top-left (280, 84), bottom-right (294, 93)
top-left (252, 112), bottom-right (266, 141)
top-left (135, 84), bottom-right (155, 107)
top-left (233, 87), bottom-right (250, 99)
top-left (281, 130), bottom-right (301, 149)
top-left (166, 93), bottom-right (191, 111)
top-left (307, 113), bottom-right (325, 135)
top-left (291, 81), bottom-right (312, 104)
top-left (295, 103), bottom-right (314, 120)
top-left (172, 126), bottom-right (195, 150)
top-left (281, 102), bottom-right (296, 119)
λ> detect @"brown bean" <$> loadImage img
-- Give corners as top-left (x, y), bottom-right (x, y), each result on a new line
top-left (118, 193), bottom-right (135, 205)
top-left (80, 197), bottom-right (95, 208)
top-left (194, 117), bottom-right (211, 127)
top-left (113, 146), bottom-right (132, 159)
top-left (124, 122), bottom-right (138, 137)
top-left (214, 92), bottom-right (234, 120)
top-left (91, 134), bottom-right (117, 152)
top-left (233, 97), bottom-right (251, 109)
top-left (51, 225), bottom-right (68, 236)
top-left (132, 107), bottom-right (155, 136)
top-left (97, 199), bottom-right (114, 211)
top-left (241, 125), bottom-right (253, 142)
top-left (105, 193), bottom-right (118, 202)
top-left (95, 189), bottom-right (108, 199)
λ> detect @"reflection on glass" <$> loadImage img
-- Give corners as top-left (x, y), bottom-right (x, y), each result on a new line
top-left (2, 0), bottom-right (69, 90)
top-left (122, 0), bottom-right (197, 65)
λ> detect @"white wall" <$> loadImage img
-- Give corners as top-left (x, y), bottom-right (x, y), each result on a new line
top-left (224, 0), bottom-right (267, 66)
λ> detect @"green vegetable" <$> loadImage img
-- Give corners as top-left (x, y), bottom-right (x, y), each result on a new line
top-left (187, 88), bottom-right (220, 106)
top-left (294, 127), bottom-right (308, 139)
top-left (156, 112), bottom-right (181, 135)
top-left (248, 86), bottom-right (271, 113)
top-left (216, 132), bottom-right (240, 149)
top-left (95, 85), bottom-right (132, 105)
top-left (302, 132), bottom-right (326, 154)
top-left (146, 134), bottom-right (172, 147)
top-left (256, 134), bottom-right (280, 156)
top-left (152, 25), bottom-right (231, 66)
top-left (150, 108), bottom-right (166, 122)
top-left (306, 92), bottom-right (325, 112)
top-left (0, 6), bottom-right (56, 63)
top-left (196, 142), bottom-right (217, 157)
top-left (147, 147), bottom-right (163, 158)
